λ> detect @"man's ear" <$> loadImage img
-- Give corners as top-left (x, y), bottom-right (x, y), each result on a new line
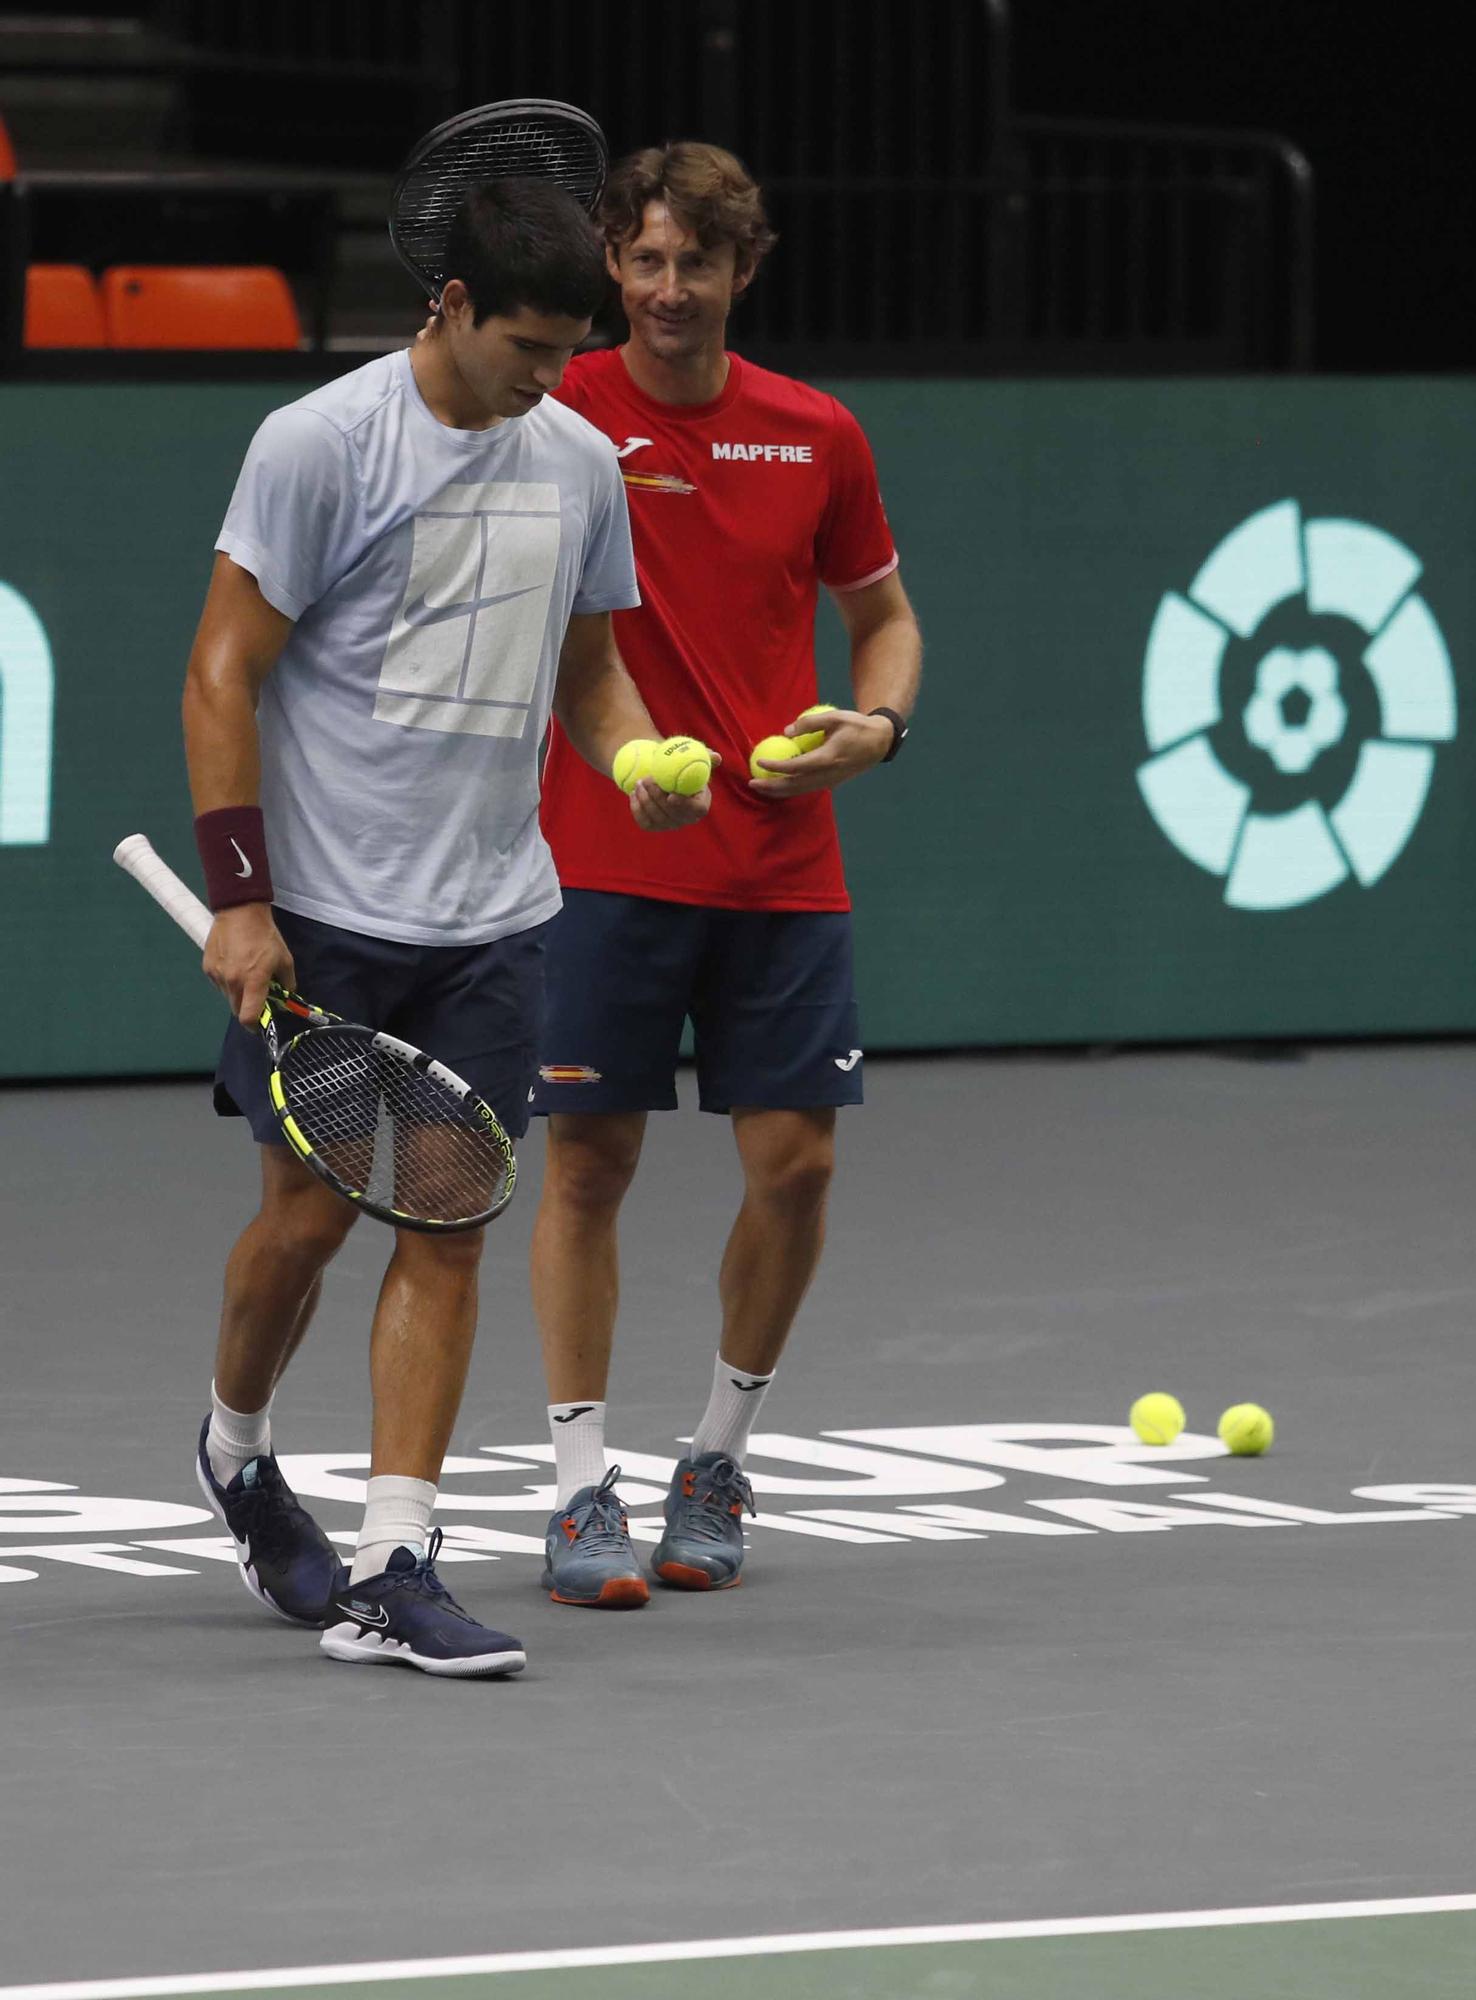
top-left (604, 244), bottom-right (624, 286)
top-left (439, 278), bottom-right (472, 324)
top-left (731, 256), bottom-right (755, 301)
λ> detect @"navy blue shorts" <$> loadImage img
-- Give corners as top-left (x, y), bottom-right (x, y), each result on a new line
top-left (214, 907), bottom-right (548, 1147)
top-left (530, 890), bottom-right (863, 1117)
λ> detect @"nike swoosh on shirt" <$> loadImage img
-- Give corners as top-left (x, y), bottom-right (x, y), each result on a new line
top-left (400, 583), bottom-right (540, 629)
top-left (229, 838), bottom-right (253, 880)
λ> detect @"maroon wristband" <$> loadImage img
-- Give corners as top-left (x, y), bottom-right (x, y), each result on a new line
top-left (194, 805), bottom-right (274, 911)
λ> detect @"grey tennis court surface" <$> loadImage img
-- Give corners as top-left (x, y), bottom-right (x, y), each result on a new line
top-left (3, 1048), bottom-right (1475, 1998)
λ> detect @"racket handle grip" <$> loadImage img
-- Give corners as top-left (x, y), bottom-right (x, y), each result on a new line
top-left (113, 833), bottom-right (215, 951)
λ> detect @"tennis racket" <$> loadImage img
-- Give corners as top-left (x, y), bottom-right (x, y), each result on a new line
top-left (112, 835), bottom-right (517, 1233)
top-left (389, 98), bottom-right (609, 306)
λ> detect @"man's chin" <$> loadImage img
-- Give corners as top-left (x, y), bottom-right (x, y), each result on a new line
top-left (639, 320), bottom-right (708, 356)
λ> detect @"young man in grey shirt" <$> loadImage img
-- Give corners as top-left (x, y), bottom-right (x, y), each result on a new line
top-left (185, 180), bottom-right (710, 1679)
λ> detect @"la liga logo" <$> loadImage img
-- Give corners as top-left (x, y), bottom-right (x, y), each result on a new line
top-left (1135, 500), bottom-right (1457, 911)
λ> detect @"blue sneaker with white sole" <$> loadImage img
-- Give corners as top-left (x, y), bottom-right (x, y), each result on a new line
top-left (320, 1528), bottom-right (526, 1678)
top-left (541, 1465), bottom-right (649, 1608)
top-left (195, 1417), bottom-right (346, 1627)
top-left (651, 1451), bottom-right (756, 1591)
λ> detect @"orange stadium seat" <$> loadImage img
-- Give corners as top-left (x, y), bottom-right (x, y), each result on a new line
top-left (101, 265), bottom-right (302, 349)
top-left (0, 114), bottom-right (16, 179)
top-left (25, 265), bottom-right (107, 348)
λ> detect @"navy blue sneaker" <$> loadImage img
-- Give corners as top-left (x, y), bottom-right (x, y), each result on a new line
top-left (651, 1452), bottom-right (756, 1591)
top-left (542, 1465), bottom-right (649, 1608)
top-left (195, 1417), bottom-right (346, 1628)
top-left (319, 1528), bottom-right (526, 1678)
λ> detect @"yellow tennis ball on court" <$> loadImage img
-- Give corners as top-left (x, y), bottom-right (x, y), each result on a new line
top-left (612, 738), bottom-right (658, 794)
top-left (1218, 1403), bottom-right (1274, 1455)
top-left (789, 702), bottom-right (838, 754)
top-left (751, 734), bottom-right (801, 779)
top-left (647, 735), bottom-right (713, 797)
top-left (1129, 1391), bottom-right (1186, 1446)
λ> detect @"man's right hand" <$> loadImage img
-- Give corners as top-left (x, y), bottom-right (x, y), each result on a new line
top-left (203, 904), bottom-right (297, 1027)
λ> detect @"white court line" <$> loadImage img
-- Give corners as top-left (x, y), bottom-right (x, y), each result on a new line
top-left (4, 1894), bottom-right (1476, 1999)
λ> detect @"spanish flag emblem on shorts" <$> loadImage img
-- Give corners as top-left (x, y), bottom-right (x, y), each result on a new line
top-left (539, 1064), bottom-right (603, 1083)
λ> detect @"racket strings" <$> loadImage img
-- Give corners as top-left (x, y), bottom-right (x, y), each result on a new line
top-left (279, 1028), bottom-right (510, 1225)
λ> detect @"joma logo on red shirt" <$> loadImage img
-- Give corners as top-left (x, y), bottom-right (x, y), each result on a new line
top-left (712, 443), bottom-right (814, 463)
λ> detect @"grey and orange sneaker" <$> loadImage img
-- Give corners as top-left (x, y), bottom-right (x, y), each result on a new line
top-left (541, 1466), bottom-right (649, 1608)
top-left (651, 1452), bottom-right (755, 1591)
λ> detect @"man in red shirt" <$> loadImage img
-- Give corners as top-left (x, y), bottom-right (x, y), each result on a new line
top-left (532, 142), bottom-right (921, 1606)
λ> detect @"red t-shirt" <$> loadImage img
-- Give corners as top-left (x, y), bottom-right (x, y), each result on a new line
top-left (540, 347), bottom-right (898, 911)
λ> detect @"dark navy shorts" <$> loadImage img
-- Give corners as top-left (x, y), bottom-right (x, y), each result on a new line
top-left (214, 907), bottom-right (548, 1147)
top-left (530, 890), bottom-right (863, 1117)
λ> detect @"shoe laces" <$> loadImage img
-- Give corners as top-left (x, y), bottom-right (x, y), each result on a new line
top-left (678, 1456), bottom-right (756, 1541)
top-left (562, 1466), bottom-right (633, 1555)
top-left (387, 1528), bottom-right (475, 1624)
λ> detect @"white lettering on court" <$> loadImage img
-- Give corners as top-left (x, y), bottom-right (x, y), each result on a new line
top-left (3, 1432), bottom-right (1472, 1582)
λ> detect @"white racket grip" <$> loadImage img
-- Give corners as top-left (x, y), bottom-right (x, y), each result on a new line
top-left (113, 834), bottom-right (215, 951)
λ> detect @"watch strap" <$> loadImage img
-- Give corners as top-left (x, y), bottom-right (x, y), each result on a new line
top-left (868, 706), bottom-right (908, 763)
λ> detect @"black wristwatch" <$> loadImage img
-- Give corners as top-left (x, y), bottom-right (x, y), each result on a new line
top-left (869, 706), bottom-right (909, 763)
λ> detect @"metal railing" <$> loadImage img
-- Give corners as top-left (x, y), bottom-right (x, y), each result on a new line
top-left (2, 0), bottom-right (1314, 373)
top-left (1003, 118), bottom-right (1314, 369)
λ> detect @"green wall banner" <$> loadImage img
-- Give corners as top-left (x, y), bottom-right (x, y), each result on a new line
top-left (3, 375), bottom-right (1474, 1079)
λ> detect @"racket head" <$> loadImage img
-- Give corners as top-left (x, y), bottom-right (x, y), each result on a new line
top-left (266, 1016), bottom-right (517, 1233)
top-left (389, 98), bottom-right (609, 304)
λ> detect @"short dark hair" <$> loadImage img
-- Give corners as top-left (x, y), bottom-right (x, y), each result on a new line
top-left (445, 178), bottom-right (606, 324)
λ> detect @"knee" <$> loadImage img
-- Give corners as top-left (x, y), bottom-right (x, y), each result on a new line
top-left (746, 1135), bottom-right (835, 1215)
top-left (393, 1225), bottom-right (486, 1275)
top-left (260, 1182), bottom-right (358, 1272)
top-left (545, 1128), bottom-right (642, 1215)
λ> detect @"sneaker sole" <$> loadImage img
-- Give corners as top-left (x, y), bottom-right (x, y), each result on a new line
top-left (652, 1560), bottom-right (742, 1592)
top-left (544, 1574), bottom-right (650, 1609)
top-left (194, 1454), bottom-right (325, 1630)
top-left (319, 1625), bottom-right (526, 1677)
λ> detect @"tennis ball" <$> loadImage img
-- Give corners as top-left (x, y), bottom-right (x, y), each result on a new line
top-left (1218, 1403), bottom-right (1274, 1455)
top-left (647, 734), bottom-right (713, 797)
top-left (1129, 1391), bottom-right (1186, 1446)
top-left (790, 702), bottom-right (838, 754)
top-left (751, 734), bottom-right (801, 779)
top-left (612, 738), bottom-right (658, 794)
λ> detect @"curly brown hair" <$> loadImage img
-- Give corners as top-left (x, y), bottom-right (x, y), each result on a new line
top-left (598, 141), bottom-right (777, 278)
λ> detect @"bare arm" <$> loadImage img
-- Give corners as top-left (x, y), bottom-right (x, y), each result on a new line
top-left (749, 570), bottom-right (922, 797)
top-left (553, 610), bottom-right (715, 831)
top-left (840, 568), bottom-right (922, 720)
top-left (181, 552), bottom-right (298, 1022)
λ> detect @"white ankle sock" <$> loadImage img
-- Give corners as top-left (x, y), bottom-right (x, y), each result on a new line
top-left (207, 1380), bottom-right (272, 1489)
top-left (690, 1354), bottom-right (775, 1465)
top-left (350, 1475), bottom-right (437, 1583)
top-left (549, 1401), bottom-right (608, 1507)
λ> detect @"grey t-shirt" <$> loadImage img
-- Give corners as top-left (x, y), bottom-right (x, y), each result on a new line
top-left (216, 347), bottom-right (639, 945)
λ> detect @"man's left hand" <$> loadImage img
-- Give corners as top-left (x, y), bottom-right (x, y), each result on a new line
top-left (628, 757), bottom-right (720, 831)
top-left (748, 708), bottom-right (893, 798)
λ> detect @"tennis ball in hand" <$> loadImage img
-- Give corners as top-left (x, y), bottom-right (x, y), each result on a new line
top-left (1130, 1391), bottom-right (1186, 1446)
top-left (751, 734), bottom-right (802, 779)
top-left (1218, 1403), bottom-right (1274, 1455)
top-left (612, 738), bottom-right (658, 794)
top-left (790, 702), bottom-right (838, 754)
top-left (648, 735), bottom-right (713, 797)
